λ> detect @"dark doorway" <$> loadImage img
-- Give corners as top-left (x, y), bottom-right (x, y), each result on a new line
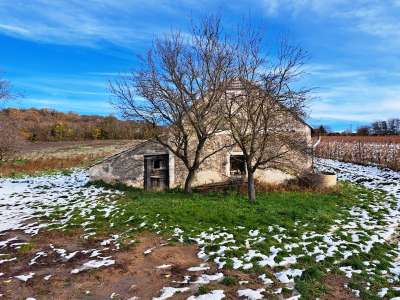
top-left (230, 155), bottom-right (246, 177)
top-left (144, 154), bottom-right (169, 191)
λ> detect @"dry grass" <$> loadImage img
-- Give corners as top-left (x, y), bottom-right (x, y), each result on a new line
top-left (0, 140), bottom-right (141, 177)
top-left (316, 135), bottom-right (400, 171)
top-left (0, 154), bottom-right (100, 177)
top-left (194, 177), bottom-right (337, 195)
top-left (320, 135), bottom-right (400, 143)
top-left (239, 179), bottom-right (338, 194)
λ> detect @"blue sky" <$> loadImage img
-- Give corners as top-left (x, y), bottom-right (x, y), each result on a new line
top-left (0, 0), bottom-right (400, 131)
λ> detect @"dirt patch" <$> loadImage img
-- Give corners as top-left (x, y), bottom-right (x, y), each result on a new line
top-left (321, 273), bottom-right (359, 300)
top-left (0, 230), bottom-right (206, 299)
top-left (1, 229), bottom-right (289, 300)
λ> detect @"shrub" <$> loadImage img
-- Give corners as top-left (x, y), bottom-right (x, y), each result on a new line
top-left (0, 117), bottom-right (22, 161)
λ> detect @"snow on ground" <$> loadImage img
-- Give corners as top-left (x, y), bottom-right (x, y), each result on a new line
top-left (0, 170), bottom-right (122, 235)
top-left (2, 160), bottom-right (400, 299)
top-left (316, 158), bottom-right (400, 201)
top-left (0, 170), bottom-right (124, 287)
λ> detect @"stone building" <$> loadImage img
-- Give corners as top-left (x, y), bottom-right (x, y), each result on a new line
top-left (88, 120), bottom-right (313, 191)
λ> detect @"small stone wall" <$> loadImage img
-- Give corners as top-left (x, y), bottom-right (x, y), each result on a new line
top-left (88, 140), bottom-right (168, 188)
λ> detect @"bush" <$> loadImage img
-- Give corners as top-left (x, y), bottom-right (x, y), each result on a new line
top-left (0, 118), bottom-right (22, 161)
top-left (221, 276), bottom-right (237, 286)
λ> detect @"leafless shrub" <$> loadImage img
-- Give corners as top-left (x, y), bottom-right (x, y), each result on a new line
top-left (0, 75), bottom-right (13, 105)
top-left (0, 118), bottom-right (23, 161)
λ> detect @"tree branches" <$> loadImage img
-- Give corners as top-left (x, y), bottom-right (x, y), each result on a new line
top-left (223, 33), bottom-right (311, 201)
top-left (110, 16), bottom-right (236, 192)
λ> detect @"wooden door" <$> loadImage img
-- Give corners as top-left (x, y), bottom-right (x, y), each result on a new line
top-left (144, 155), bottom-right (169, 191)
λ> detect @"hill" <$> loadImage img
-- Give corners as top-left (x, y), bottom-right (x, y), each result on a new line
top-left (0, 108), bottom-right (152, 142)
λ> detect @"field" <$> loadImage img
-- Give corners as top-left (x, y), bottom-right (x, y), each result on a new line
top-left (315, 136), bottom-right (400, 171)
top-left (1, 158), bottom-right (400, 299)
top-left (0, 140), bottom-right (139, 177)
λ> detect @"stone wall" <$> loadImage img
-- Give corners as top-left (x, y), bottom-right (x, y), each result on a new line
top-left (88, 140), bottom-right (168, 187)
top-left (89, 119), bottom-right (313, 188)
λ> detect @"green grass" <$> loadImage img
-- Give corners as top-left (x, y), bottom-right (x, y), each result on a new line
top-left (43, 181), bottom-right (399, 300)
top-left (101, 183), bottom-right (355, 235)
top-left (221, 276), bottom-right (237, 286)
top-left (47, 181), bottom-right (362, 248)
top-left (18, 242), bottom-right (34, 253)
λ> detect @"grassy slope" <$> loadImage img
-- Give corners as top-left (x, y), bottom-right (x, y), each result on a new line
top-left (43, 182), bottom-right (399, 299)
top-left (46, 184), bottom-right (362, 296)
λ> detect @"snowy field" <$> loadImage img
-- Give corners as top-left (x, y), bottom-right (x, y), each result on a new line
top-left (0, 170), bottom-right (122, 234)
top-left (1, 159), bottom-right (400, 299)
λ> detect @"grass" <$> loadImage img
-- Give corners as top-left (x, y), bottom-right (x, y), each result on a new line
top-left (221, 276), bottom-right (237, 286)
top-left (84, 182), bottom-right (355, 236)
top-left (41, 181), bottom-right (399, 299)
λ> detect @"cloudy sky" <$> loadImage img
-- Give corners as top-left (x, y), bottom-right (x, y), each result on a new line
top-left (0, 0), bottom-right (399, 131)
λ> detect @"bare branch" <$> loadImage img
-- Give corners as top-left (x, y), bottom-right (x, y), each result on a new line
top-left (110, 15), bottom-right (235, 192)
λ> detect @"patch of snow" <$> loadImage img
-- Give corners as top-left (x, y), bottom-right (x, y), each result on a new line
top-left (193, 273), bottom-right (224, 284)
top-left (71, 258), bottom-right (115, 274)
top-left (144, 247), bottom-right (156, 255)
top-left (187, 263), bottom-right (210, 272)
top-left (237, 288), bottom-right (265, 300)
top-left (152, 287), bottom-right (190, 300)
top-left (156, 264), bottom-right (172, 269)
top-left (15, 272), bottom-right (35, 282)
top-left (187, 290), bottom-right (225, 300)
top-left (258, 274), bottom-right (273, 285)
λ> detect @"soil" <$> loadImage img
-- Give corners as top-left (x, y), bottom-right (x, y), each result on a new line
top-left (0, 230), bottom-right (204, 299)
top-left (0, 229), bottom-right (271, 300)
top-left (0, 228), bottom-right (360, 300)
top-left (321, 273), bottom-right (359, 300)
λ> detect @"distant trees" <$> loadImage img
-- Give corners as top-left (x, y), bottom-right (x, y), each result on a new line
top-left (0, 108), bottom-right (152, 142)
top-left (355, 118), bottom-right (400, 136)
top-left (388, 118), bottom-right (400, 134)
top-left (356, 126), bottom-right (370, 136)
top-left (314, 125), bottom-right (329, 136)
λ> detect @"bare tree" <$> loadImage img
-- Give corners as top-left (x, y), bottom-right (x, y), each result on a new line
top-left (224, 36), bottom-right (311, 202)
top-left (0, 75), bottom-right (12, 103)
top-left (0, 118), bottom-right (22, 161)
top-left (110, 16), bottom-right (236, 193)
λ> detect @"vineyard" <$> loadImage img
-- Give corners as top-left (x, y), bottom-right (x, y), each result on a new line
top-left (315, 135), bottom-right (400, 171)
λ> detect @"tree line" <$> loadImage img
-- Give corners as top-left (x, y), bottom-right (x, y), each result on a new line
top-left (315, 118), bottom-right (400, 136)
top-left (0, 108), bottom-right (154, 142)
top-left (360, 118), bottom-right (400, 135)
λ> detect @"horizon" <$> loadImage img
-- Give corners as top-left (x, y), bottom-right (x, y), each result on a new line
top-left (1, 1), bottom-right (400, 131)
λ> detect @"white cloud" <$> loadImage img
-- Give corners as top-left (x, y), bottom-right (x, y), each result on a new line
top-left (310, 84), bottom-right (400, 122)
top-left (13, 97), bottom-right (114, 115)
top-left (0, 24), bottom-right (30, 35)
top-left (303, 62), bottom-right (400, 123)
top-left (0, 0), bottom-right (186, 47)
top-left (262, 0), bottom-right (400, 47)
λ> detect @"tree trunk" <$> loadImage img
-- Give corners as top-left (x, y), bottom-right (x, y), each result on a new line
top-left (247, 170), bottom-right (256, 202)
top-left (184, 169), bottom-right (196, 193)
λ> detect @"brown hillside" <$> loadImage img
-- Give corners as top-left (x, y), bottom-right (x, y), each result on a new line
top-left (0, 108), bottom-right (152, 141)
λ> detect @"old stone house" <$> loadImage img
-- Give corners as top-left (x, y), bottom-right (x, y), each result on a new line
top-left (88, 85), bottom-right (313, 191)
